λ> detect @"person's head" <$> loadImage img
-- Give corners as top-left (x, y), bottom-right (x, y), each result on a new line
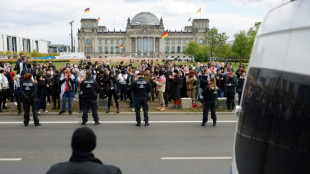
top-left (23, 73), bottom-right (32, 81)
top-left (109, 72), bottom-right (114, 77)
top-left (221, 63), bottom-right (225, 68)
top-left (228, 71), bottom-right (233, 78)
top-left (15, 74), bottom-right (21, 81)
top-left (20, 53), bottom-right (25, 60)
top-left (137, 72), bottom-right (144, 78)
top-left (71, 127), bottom-right (96, 152)
top-left (66, 68), bottom-right (71, 74)
top-left (208, 76), bottom-right (217, 91)
top-left (241, 71), bottom-right (246, 77)
top-left (86, 71), bottom-right (92, 79)
top-left (145, 68), bottom-right (150, 75)
top-left (55, 70), bottom-right (60, 74)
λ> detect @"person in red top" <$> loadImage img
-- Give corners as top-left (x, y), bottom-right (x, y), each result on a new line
top-left (59, 68), bottom-right (75, 115)
top-left (8, 67), bottom-right (15, 82)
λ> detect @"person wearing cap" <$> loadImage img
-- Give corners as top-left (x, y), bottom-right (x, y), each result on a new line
top-left (59, 68), bottom-right (75, 115)
top-left (20, 73), bottom-right (41, 126)
top-left (80, 71), bottom-right (99, 125)
top-left (224, 71), bottom-right (238, 111)
top-left (131, 72), bottom-right (151, 127)
top-left (46, 127), bottom-right (122, 174)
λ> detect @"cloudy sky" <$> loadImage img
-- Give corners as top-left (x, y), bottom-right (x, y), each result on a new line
top-left (0, 0), bottom-right (289, 46)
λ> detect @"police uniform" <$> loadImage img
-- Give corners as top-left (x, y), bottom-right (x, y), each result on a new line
top-left (202, 85), bottom-right (218, 126)
top-left (131, 76), bottom-right (151, 126)
top-left (80, 77), bottom-right (99, 125)
top-left (20, 79), bottom-right (40, 126)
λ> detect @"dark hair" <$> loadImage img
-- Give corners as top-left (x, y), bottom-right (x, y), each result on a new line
top-left (86, 71), bottom-right (92, 78)
top-left (24, 73), bottom-right (32, 81)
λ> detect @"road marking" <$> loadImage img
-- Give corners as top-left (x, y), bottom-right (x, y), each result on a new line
top-left (0, 121), bottom-right (237, 124)
top-left (0, 158), bottom-right (22, 161)
top-left (161, 157), bottom-right (232, 160)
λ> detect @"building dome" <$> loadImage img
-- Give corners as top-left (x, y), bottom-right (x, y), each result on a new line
top-left (131, 12), bottom-right (160, 26)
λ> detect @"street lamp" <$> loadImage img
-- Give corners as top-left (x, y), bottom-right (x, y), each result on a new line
top-left (69, 21), bottom-right (74, 52)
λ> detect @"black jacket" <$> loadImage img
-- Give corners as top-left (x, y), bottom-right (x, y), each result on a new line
top-left (21, 79), bottom-right (37, 101)
top-left (15, 58), bottom-right (23, 75)
top-left (80, 78), bottom-right (99, 99)
top-left (47, 151), bottom-right (122, 174)
top-left (224, 76), bottom-right (238, 93)
top-left (202, 85), bottom-right (218, 104)
top-left (236, 77), bottom-right (245, 93)
top-left (51, 73), bottom-right (61, 95)
top-left (131, 77), bottom-right (151, 99)
top-left (37, 78), bottom-right (46, 97)
top-left (170, 76), bottom-right (181, 100)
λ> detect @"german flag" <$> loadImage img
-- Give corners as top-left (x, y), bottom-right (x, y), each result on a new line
top-left (196, 8), bottom-right (201, 14)
top-left (84, 8), bottom-right (90, 13)
top-left (161, 31), bottom-right (168, 39)
top-left (119, 45), bottom-right (124, 48)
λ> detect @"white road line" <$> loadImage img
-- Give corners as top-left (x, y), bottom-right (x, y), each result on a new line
top-left (0, 158), bottom-right (22, 161)
top-left (161, 157), bottom-right (232, 160)
top-left (0, 121), bottom-right (237, 124)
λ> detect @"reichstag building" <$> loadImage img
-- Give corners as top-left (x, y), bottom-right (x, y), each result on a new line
top-left (78, 12), bottom-right (209, 59)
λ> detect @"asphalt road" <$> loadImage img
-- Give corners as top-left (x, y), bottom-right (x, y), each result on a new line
top-left (0, 113), bottom-right (238, 174)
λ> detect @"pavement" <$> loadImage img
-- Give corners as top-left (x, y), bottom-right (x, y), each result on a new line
top-left (0, 113), bottom-right (238, 174)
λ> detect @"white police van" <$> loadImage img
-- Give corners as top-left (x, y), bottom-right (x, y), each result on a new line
top-left (231, 0), bottom-right (310, 173)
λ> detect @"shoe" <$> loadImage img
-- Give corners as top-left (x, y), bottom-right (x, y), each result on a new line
top-left (81, 122), bottom-right (86, 125)
top-left (3, 106), bottom-right (8, 109)
top-left (140, 108), bottom-right (143, 112)
top-left (213, 121), bottom-right (216, 126)
top-left (145, 122), bottom-right (150, 126)
top-left (37, 111), bottom-right (41, 114)
top-left (43, 110), bottom-right (48, 113)
top-left (14, 102), bottom-right (18, 106)
top-left (131, 108), bottom-right (135, 112)
top-left (171, 105), bottom-right (176, 109)
top-left (106, 109), bottom-right (110, 113)
top-left (116, 108), bottom-right (119, 113)
top-left (35, 123), bottom-right (42, 127)
top-left (165, 104), bottom-right (168, 107)
top-left (59, 111), bottom-right (65, 115)
top-left (88, 109), bottom-right (91, 113)
top-left (160, 107), bottom-right (166, 111)
top-left (24, 124), bottom-right (28, 127)
top-left (201, 121), bottom-right (206, 127)
top-left (135, 123), bottom-right (141, 127)
top-left (157, 106), bottom-right (162, 110)
top-left (18, 110), bottom-right (21, 115)
top-left (69, 111), bottom-right (72, 115)
top-left (79, 110), bottom-right (82, 113)
top-left (94, 122), bottom-right (100, 125)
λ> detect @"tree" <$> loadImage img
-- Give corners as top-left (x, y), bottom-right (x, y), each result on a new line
top-left (247, 22), bottom-right (261, 52)
top-left (184, 41), bottom-right (200, 62)
top-left (205, 27), bottom-right (229, 58)
top-left (215, 44), bottom-right (233, 58)
top-left (232, 31), bottom-right (250, 64)
top-left (6, 50), bottom-right (12, 59)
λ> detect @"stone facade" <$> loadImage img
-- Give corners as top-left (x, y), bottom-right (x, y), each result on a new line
top-left (78, 12), bottom-right (209, 59)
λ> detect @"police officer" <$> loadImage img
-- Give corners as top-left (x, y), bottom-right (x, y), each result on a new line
top-left (201, 76), bottom-right (218, 126)
top-left (131, 73), bottom-right (151, 127)
top-left (80, 71), bottom-right (100, 125)
top-left (20, 73), bottom-right (41, 127)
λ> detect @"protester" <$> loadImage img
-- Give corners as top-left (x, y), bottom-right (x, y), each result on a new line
top-left (59, 68), bottom-right (75, 115)
top-left (154, 71), bottom-right (166, 111)
top-left (106, 72), bottom-right (119, 113)
top-left (225, 72), bottom-right (238, 111)
top-left (14, 74), bottom-right (22, 114)
top-left (186, 70), bottom-right (198, 105)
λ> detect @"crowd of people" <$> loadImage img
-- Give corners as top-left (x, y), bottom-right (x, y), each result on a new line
top-left (0, 53), bottom-right (247, 126)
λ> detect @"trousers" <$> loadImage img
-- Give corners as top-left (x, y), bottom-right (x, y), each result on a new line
top-left (135, 97), bottom-right (149, 123)
top-left (82, 97), bottom-right (99, 123)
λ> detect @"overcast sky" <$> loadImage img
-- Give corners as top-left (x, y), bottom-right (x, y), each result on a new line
top-left (0, 0), bottom-right (290, 46)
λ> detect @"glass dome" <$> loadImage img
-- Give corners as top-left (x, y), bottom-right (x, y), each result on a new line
top-left (131, 12), bottom-right (160, 26)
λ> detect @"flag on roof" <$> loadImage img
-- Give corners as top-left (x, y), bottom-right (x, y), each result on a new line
top-left (188, 17), bottom-right (191, 22)
top-left (161, 31), bottom-right (168, 39)
top-left (196, 8), bottom-right (201, 14)
top-left (84, 8), bottom-right (90, 13)
top-left (119, 45), bottom-right (124, 48)
top-left (97, 17), bottom-right (100, 22)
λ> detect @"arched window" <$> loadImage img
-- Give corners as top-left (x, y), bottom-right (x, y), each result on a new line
top-left (99, 46), bottom-right (103, 53)
top-left (165, 46), bottom-right (169, 54)
top-left (171, 46), bottom-right (175, 54)
top-left (182, 46), bottom-right (186, 53)
top-left (104, 46), bottom-right (108, 54)
top-left (110, 46), bottom-right (114, 54)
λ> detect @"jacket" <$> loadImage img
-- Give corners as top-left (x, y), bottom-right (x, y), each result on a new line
top-left (224, 76), bottom-right (238, 93)
top-left (80, 78), bottom-right (99, 99)
top-left (202, 85), bottom-right (218, 104)
top-left (131, 77), bottom-right (151, 99)
top-left (60, 73), bottom-right (75, 96)
top-left (154, 81), bottom-right (166, 92)
top-left (20, 79), bottom-right (37, 101)
top-left (186, 75), bottom-right (198, 90)
top-left (0, 74), bottom-right (8, 90)
top-left (47, 151), bottom-right (122, 174)
top-left (170, 76), bottom-right (181, 100)
top-left (236, 77), bottom-right (245, 93)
